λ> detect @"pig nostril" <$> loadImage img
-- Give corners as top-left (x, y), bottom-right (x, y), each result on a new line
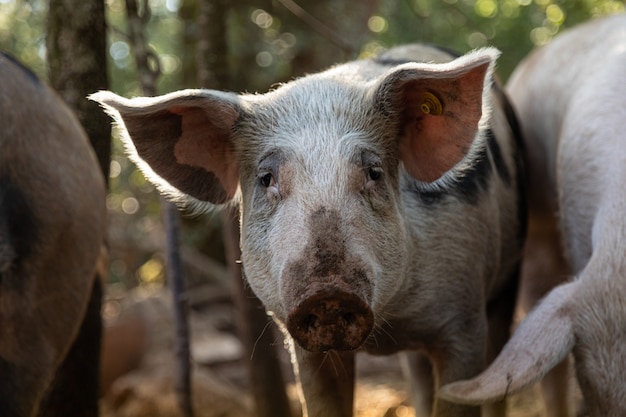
top-left (342, 312), bottom-right (356, 326)
top-left (302, 314), bottom-right (319, 330)
top-left (286, 290), bottom-right (374, 352)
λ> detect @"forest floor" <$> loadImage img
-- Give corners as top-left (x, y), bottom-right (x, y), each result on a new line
top-left (98, 286), bottom-right (558, 417)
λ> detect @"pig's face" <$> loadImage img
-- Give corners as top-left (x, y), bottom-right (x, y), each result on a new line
top-left (235, 80), bottom-right (410, 350)
top-left (91, 47), bottom-right (495, 352)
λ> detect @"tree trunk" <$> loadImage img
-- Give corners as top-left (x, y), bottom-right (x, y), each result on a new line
top-left (196, 1), bottom-right (293, 415)
top-left (179, 0), bottom-right (200, 89)
top-left (47, 0), bottom-right (111, 183)
top-left (42, 1), bottom-right (108, 415)
top-left (196, 0), bottom-right (229, 90)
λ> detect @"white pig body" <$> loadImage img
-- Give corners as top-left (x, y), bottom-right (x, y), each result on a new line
top-left (441, 14), bottom-right (626, 416)
top-left (93, 44), bottom-right (526, 417)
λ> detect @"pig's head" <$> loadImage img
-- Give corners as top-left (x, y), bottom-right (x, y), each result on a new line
top-left (91, 47), bottom-right (496, 352)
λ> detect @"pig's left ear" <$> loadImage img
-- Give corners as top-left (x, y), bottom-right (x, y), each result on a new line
top-left (90, 89), bottom-right (241, 205)
top-left (375, 48), bottom-right (498, 183)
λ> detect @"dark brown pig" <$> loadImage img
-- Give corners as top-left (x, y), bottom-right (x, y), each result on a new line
top-left (0, 52), bottom-right (107, 416)
top-left (92, 44), bottom-right (525, 417)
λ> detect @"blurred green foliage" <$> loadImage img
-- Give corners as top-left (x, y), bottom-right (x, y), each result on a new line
top-left (1, 0), bottom-right (623, 286)
top-left (2, 0), bottom-right (623, 86)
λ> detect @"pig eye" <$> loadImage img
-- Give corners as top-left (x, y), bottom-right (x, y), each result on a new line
top-left (367, 167), bottom-right (382, 182)
top-left (259, 172), bottom-right (275, 188)
top-left (361, 150), bottom-right (382, 184)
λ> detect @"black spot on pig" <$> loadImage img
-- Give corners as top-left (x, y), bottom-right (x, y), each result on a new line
top-left (0, 176), bottom-right (38, 289)
top-left (407, 133), bottom-right (491, 206)
top-left (453, 137), bottom-right (493, 204)
top-left (493, 83), bottom-right (527, 243)
top-left (486, 128), bottom-right (511, 185)
top-left (407, 128), bottom-right (513, 206)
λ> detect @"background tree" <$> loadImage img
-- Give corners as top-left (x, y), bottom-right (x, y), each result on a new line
top-left (47, 0), bottom-right (111, 182)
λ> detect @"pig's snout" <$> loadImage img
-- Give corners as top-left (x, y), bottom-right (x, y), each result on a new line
top-left (286, 289), bottom-right (374, 352)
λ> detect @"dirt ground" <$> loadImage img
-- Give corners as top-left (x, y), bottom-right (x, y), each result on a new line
top-left (98, 286), bottom-right (560, 417)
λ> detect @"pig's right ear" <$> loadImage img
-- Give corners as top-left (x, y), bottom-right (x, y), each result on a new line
top-left (90, 90), bottom-right (240, 204)
top-left (373, 48), bottom-right (498, 183)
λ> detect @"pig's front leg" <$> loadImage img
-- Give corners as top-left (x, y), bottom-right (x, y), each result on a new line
top-left (401, 352), bottom-right (434, 417)
top-left (431, 336), bottom-right (486, 417)
top-left (292, 344), bottom-right (355, 417)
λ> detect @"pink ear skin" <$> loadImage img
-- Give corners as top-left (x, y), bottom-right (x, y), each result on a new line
top-left (169, 105), bottom-right (240, 201)
top-left (385, 57), bottom-right (491, 183)
top-left (90, 90), bottom-right (241, 204)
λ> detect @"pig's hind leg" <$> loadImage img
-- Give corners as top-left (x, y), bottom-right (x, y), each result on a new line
top-left (37, 277), bottom-right (103, 417)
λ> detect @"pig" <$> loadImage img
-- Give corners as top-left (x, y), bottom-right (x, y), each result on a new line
top-left (0, 52), bottom-right (107, 416)
top-left (90, 43), bottom-right (526, 417)
top-left (439, 14), bottom-right (626, 416)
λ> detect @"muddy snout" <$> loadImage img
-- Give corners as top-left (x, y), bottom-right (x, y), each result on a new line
top-left (286, 289), bottom-right (374, 352)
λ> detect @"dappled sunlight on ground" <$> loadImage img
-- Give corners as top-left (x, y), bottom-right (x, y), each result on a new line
top-left (100, 287), bottom-right (557, 417)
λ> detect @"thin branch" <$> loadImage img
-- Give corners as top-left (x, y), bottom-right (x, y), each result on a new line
top-left (125, 0), bottom-right (159, 95)
top-left (124, 1), bottom-right (193, 417)
top-left (140, 0), bottom-right (152, 25)
top-left (161, 197), bottom-right (193, 417)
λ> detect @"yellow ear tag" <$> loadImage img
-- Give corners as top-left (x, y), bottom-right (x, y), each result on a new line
top-left (420, 92), bottom-right (443, 116)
